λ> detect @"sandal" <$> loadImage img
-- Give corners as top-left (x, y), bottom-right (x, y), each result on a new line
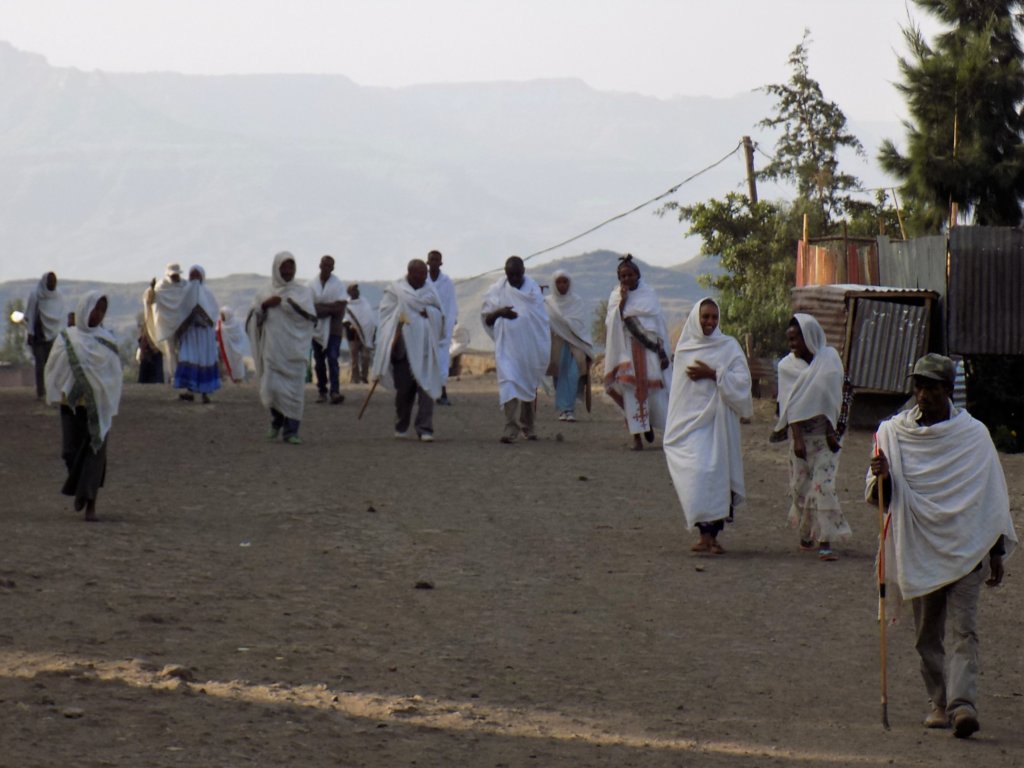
top-left (799, 539), bottom-right (816, 552)
top-left (691, 540), bottom-right (710, 553)
top-left (818, 548), bottom-right (838, 561)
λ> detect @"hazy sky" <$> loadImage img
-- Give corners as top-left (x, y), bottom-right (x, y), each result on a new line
top-left (2, 0), bottom-right (939, 123)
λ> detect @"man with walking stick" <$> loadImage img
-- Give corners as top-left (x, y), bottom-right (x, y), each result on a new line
top-left (868, 354), bottom-right (1017, 738)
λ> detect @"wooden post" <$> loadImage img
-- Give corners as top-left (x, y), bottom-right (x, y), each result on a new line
top-left (891, 188), bottom-right (907, 240)
top-left (802, 213), bottom-right (809, 245)
top-left (742, 136), bottom-right (758, 204)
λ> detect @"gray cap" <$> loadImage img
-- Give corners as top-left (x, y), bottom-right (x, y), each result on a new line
top-left (909, 353), bottom-right (955, 386)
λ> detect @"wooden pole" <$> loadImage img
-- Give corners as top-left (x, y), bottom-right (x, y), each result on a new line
top-left (742, 136), bottom-right (758, 204)
top-left (890, 188), bottom-right (907, 240)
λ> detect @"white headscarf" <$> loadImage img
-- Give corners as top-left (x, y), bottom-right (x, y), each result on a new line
top-left (188, 264), bottom-right (220, 324)
top-left (44, 292), bottom-right (123, 451)
top-left (775, 313), bottom-right (844, 431)
top-left (145, 262), bottom-right (191, 344)
top-left (25, 271), bottom-right (65, 343)
top-left (545, 269), bottom-right (594, 355)
top-left (603, 276), bottom-right (671, 392)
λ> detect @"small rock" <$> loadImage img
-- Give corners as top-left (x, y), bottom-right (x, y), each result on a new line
top-left (694, 565), bottom-right (706, 573)
top-left (367, 505), bottom-right (376, 513)
top-left (62, 707), bottom-right (85, 719)
top-left (578, 475), bottom-right (588, 481)
top-left (160, 664), bottom-right (195, 682)
top-left (555, 433), bottom-right (564, 442)
top-left (414, 580), bottom-right (434, 590)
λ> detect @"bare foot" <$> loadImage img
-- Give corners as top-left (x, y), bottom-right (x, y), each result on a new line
top-left (84, 501), bottom-right (98, 522)
top-left (632, 435), bottom-right (644, 451)
top-left (709, 540), bottom-right (725, 555)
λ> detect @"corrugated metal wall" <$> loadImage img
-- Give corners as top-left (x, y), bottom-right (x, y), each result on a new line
top-left (947, 227), bottom-right (1024, 355)
top-left (796, 239), bottom-right (879, 287)
top-left (847, 299), bottom-right (930, 393)
top-left (877, 235), bottom-right (947, 296)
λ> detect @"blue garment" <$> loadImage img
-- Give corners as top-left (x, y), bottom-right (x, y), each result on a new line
top-left (174, 323), bottom-right (221, 394)
top-left (554, 343), bottom-right (580, 412)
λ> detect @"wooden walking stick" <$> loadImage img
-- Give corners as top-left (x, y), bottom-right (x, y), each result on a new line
top-left (875, 438), bottom-right (891, 730)
top-left (357, 378), bottom-right (379, 420)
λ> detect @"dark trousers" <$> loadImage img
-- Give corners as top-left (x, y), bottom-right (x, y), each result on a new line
top-left (697, 520), bottom-right (725, 536)
top-left (393, 346), bottom-right (433, 436)
top-left (60, 405), bottom-right (107, 509)
top-left (270, 408), bottom-right (300, 438)
top-left (312, 335), bottom-right (342, 396)
top-left (32, 340), bottom-right (54, 397)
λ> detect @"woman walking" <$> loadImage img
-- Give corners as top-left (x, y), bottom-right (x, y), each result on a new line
top-left (545, 270), bottom-right (594, 422)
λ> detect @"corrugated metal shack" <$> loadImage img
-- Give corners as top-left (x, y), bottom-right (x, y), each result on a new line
top-left (792, 284), bottom-right (938, 395)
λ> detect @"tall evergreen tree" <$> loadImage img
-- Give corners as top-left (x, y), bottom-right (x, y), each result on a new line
top-left (879, 0), bottom-right (1024, 231)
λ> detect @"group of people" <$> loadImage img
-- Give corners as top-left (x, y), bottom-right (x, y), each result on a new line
top-left (25, 251), bottom-right (1017, 738)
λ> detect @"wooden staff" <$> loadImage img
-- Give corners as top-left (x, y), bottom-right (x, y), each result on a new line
top-left (358, 317), bottom-right (405, 420)
top-left (875, 438), bottom-right (891, 730)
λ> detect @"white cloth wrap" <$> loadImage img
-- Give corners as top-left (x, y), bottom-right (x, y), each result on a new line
top-left (247, 252), bottom-right (316, 421)
top-left (345, 298), bottom-right (378, 348)
top-left (603, 280), bottom-right (672, 403)
top-left (663, 298), bottom-right (752, 527)
top-left (25, 273), bottom-right (65, 343)
top-left (449, 324), bottom-right (471, 358)
top-left (869, 405), bottom-right (1017, 599)
top-left (481, 275), bottom-right (551, 405)
top-left (430, 272), bottom-right (458, 377)
top-left (145, 266), bottom-right (218, 345)
top-left (545, 270), bottom-right (594, 356)
top-left (44, 292), bottom-right (123, 450)
top-left (775, 313), bottom-right (844, 431)
top-left (370, 278), bottom-right (445, 399)
top-left (308, 273), bottom-right (347, 347)
top-left (217, 307), bottom-right (251, 382)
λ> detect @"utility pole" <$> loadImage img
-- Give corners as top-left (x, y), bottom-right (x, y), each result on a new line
top-left (742, 136), bottom-right (758, 204)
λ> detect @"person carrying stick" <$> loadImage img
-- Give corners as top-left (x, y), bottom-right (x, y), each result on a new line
top-left (867, 353), bottom-right (1017, 738)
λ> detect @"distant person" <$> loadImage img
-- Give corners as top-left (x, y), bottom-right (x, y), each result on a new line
top-left (427, 250), bottom-right (458, 405)
top-left (171, 265), bottom-right (221, 403)
top-left (482, 256), bottom-right (550, 443)
top-left (663, 298), bottom-right (752, 554)
top-left (448, 323), bottom-right (471, 379)
top-left (25, 271), bottom-right (65, 398)
top-left (343, 283), bottom-right (376, 384)
top-left (136, 313), bottom-right (165, 384)
top-left (247, 252), bottom-right (317, 444)
top-left (44, 292), bottom-right (123, 522)
top-left (309, 255), bottom-right (347, 404)
top-left (868, 353), bottom-right (1017, 738)
top-left (216, 307), bottom-right (250, 383)
top-left (544, 269), bottom-right (593, 422)
top-left (370, 259), bottom-right (445, 441)
top-left (143, 263), bottom-right (187, 382)
top-left (603, 254), bottom-right (672, 450)
top-left (776, 314), bottom-right (850, 561)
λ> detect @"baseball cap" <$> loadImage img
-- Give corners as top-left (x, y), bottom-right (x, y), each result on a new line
top-left (909, 353), bottom-right (955, 386)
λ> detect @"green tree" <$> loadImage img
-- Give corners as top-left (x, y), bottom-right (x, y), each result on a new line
top-left (879, 1), bottom-right (1024, 231)
top-left (1, 299), bottom-right (28, 364)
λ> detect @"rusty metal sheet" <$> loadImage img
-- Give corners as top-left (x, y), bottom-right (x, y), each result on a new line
top-left (847, 299), bottom-right (930, 393)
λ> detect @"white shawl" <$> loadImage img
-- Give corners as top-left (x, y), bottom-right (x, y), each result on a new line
top-left (449, 323), bottom-right (471, 358)
top-left (603, 279), bottom-right (672, 395)
top-left (25, 272), bottom-right (65, 343)
top-left (370, 278), bottom-right (445, 399)
top-left (430, 271), bottom-right (458, 375)
top-left (44, 292), bottom-right (123, 451)
top-left (664, 298), bottom-right (753, 527)
top-left (481, 275), bottom-right (551, 405)
top-left (217, 307), bottom-right (251, 383)
top-left (345, 298), bottom-right (378, 348)
top-left (775, 313), bottom-right (844, 431)
top-left (870, 405), bottom-right (1017, 599)
top-left (308, 273), bottom-right (347, 347)
top-left (545, 270), bottom-right (594, 356)
top-left (246, 252), bottom-right (317, 420)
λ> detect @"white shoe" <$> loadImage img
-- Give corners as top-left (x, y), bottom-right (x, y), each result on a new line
top-left (557, 411), bottom-right (568, 421)
top-left (394, 430), bottom-right (409, 439)
top-left (564, 411), bottom-right (576, 422)
top-left (419, 433), bottom-right (434, 442)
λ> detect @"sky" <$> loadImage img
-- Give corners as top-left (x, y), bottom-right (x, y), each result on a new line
top-left (1, 0), bottom-right (940, 123)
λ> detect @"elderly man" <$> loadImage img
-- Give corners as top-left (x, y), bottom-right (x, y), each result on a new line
top-left (868, 353), bottom-right (1017, 739)
top-left (427, 250), bottom-right (458, 405)
top-left (309, 255), bottom-right (347, 404)
top-left (370, 259), bottom-right (445, 442)
top-left (482, 256), bottom-right (550, 443)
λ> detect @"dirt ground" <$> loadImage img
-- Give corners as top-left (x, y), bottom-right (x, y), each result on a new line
top-left (1, 375), bottom-right (1023, 768)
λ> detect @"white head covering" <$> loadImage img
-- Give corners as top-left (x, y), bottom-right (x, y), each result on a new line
top-left (44, 292), bottom-right (123, 451)
top-left (545, 269), bottom-right (594, 355)
top-left (188, 264), bottom-right (220, 322)
top-left (25, 271), bottom-right (65, 343)
top-left (775, 313), bottom-right (844, 431)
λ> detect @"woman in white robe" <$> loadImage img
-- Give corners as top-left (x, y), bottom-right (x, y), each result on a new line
top-left (44, 292), bottom-right (123, 521)
top-left (246, 252), bottom-right (317, 444)
top-left (604, 255), bottom-right (672, 450)
top-left (172, 265), bottom-right (221, 402)
top-left (25, 271), bottom-right (65, 398)
top-left (664, 297), bottom-right (752, 554)
top-left (545, 269), bottom-right (594, 422)
top-left (775, 313), bottom-right (851, 560)
top-left (217, 307), bottom-right (251, 383)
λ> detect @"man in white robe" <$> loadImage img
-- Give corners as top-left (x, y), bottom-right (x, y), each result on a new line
top-left (370, 259), bottom-right (445, 442)
top-left (344, 283), bottom-right (377, 384)
top-left (428, 249), bottom-right (458, 405)
top-left (481, 256), bottom-right (550, 443)
top-left (308, 255), bottom-right (347, 404)
top-left (25, 271), bottom-right (65, 398)
top-left (868, 353), bottom-right (1017, 738)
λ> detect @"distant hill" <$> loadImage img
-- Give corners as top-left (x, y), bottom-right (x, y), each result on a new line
top-left (1, 251), bottom-right (719, 352)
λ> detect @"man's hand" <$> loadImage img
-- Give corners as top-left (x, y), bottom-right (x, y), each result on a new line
top-left (870, 449), bottom-right (889, 478)
top-left (686, 360), bottom-right (715, 381)
top-left (792, 430), bottom-right (807, 460)
top-left (500, 306), bottom-right (518, 320)
top-left (987, 554), bottom-right (1005, 587)
top-left (262, 296), bottom-right (283, 311)
top-left (826, 429), bottom-right (841, 454)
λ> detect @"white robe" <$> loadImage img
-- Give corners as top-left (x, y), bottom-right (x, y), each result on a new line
top-left (217, 307), bottom-right (251, 383)
top-left (247, 252), bottom-right (317, 421)
top-left (25, 273), bottom-right (65, 343)
top-left (664, 298), bottom-right (752, 528)
top-left (45, 292), bottom-right (123, 452)
top-left (544, 269), bottom-right (594, 358)
top-left (481, 275), bottom-right (551, 405)
top-left (308, 273), bottom-right (347, 347)
top-left (775, 313), bottom-right (844, 431)
top-left (869, 405), bottom-right (1018, 599)
top-left (370, 278), bottom-right (445, 399)
top-left (430, 271), bottom-right (458, 377)
top-left (345, 298), bottom-right (378, 348)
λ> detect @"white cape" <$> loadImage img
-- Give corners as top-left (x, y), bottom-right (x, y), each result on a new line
top-left (25, 273), bottom-right (65, 343)
top-left (545, 270), bottom-right (594, 357)
top-left (430, 271), bottom-right (458, 376)
top-left (870, 404), bottom-right (1017, 599)
top-left (345, 298), bottom-right (378, 348)
top-left (370, 278), bottom-right (445, 399)
top-left (481, 275), bottom-right (551, 405)
top-left (663, 298), bottom-right (752, 527)
top-left (217, 307), bottom-right (251, 382)
top-left (308, 273), bottom-right (347, 347)
top-left (775, 313), bottom-right (844, 431)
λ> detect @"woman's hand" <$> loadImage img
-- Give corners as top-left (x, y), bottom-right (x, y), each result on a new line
top-left (262, 296), bottom-right (283, 311)
top-left (685, 360), bottom-right (715, 381)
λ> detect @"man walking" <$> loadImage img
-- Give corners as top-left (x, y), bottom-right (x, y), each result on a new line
top-left (309, 255), bottom-right (347, 404)
top-left (427, 250), bottom-right (458, 405)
